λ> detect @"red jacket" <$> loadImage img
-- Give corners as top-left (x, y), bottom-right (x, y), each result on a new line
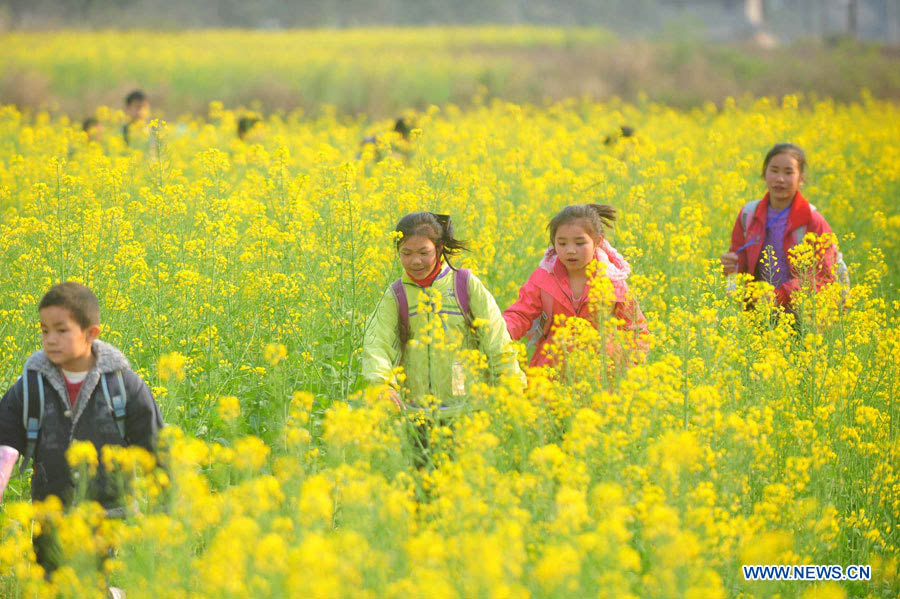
top-left (504, 241), bottom-right (648, 369)
top-left (729, 191), bottom-right (836, 307)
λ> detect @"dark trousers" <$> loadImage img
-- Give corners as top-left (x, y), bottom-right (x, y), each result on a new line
top-left (33, 522), bottom-right (63, 579)
top-left (34, 515), bottom-right (118, 581)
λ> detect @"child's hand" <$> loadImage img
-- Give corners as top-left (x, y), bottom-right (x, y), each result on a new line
top-left (387, 389), bottom-right (404, 413)
top-left (0, 445), bottom-right (19, 502)
top-left (720, 252), bottom-right (738, 274)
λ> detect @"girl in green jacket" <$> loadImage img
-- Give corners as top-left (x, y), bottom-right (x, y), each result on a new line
top-left (361, 212), bottom-right (524, 416)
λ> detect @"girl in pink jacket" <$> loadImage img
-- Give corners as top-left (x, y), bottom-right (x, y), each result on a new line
top-left (503, 204), bottom-right (649, 371)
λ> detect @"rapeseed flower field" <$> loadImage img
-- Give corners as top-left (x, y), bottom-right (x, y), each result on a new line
top-left (0, 91), bottom-right (898, 598)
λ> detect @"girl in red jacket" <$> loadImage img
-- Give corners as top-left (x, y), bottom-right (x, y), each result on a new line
top-left (720, 143), bottom-right (838, 311)
top-left (503, 204), bottom-right (648, 371)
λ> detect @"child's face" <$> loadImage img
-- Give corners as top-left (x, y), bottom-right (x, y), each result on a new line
top-left (764, 153), bottom-right (804, 204)
top-left (39, 306), bottom-right (99, 371)
top-left (399, 235), bottom-right (440, 279)
top-left (126, 100), bottom-right (150, 122)
top-left (554, 222), bottom-right (599, 275)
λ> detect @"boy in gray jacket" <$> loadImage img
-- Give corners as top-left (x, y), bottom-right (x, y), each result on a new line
top-left (0, 281), bottom-right (163, 578)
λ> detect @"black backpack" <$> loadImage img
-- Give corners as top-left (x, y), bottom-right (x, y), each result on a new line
top-left (19, 369), bottom-right (127, 474)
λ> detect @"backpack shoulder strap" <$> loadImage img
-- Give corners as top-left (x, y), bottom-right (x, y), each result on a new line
top-left (454, 268), bottom-right (474, 328)
top-left (390, 279), bottom-right (410, 357)
top-left (540, 289), bottom-right (554, 336)
top-left (740, 199), bottom-right (762, 234)
top-left (20, 369), bottom-right (45, 474)
top-left (541, 289), bottom-right (553, 337)
top-left (792, 204), bottom-right (816, 245)
top-left (526, 289), bottom-right (556, 352)
top-left (101, 371), bottom-right (128, 441)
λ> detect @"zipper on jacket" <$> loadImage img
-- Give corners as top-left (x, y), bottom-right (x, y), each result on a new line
top-left (427, 309), bottom-right (433, 394)
top-left (408, 280), bottom-right (436, 396)
top-left (552, 271), bottom-right (581, 313)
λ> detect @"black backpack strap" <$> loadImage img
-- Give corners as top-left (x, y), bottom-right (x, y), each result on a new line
top-left (20, 369), bottom-right (45, 474)
top-left (101, 371), bottom-right (128, 441)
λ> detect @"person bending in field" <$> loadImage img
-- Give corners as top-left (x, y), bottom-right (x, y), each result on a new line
top-left (357, 117), bottom-right (415, 162)
top-left (83, 117), bottom-right (103, 144)
top-left (68, 117), bottom-right (104, 159)
top-left (361, 212), bottom-right (524, 465)
top-left (237, 116), bottom-right (261, 142)
top-left (603, 125), bottom-right (635, 146)
top-left (0, 282), bottom-right (163, 592)
top-left (504, 204), bottom-right (649, 374)
top-left (720, 143), bottom-right (846, 315)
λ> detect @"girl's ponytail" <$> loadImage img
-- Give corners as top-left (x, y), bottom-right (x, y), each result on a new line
top-left (432, 213), bottom-right (468, 263)
top-left (587, 204), bottom-right (616, 234)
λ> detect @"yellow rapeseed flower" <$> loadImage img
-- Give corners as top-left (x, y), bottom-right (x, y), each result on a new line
top-left (157, 351), bottom-right (188, 383)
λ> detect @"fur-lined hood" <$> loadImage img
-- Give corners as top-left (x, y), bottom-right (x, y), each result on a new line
top-left (537, 238), bottom-right (632, 303)
top-left (23, 340), bottom-right (130, 425)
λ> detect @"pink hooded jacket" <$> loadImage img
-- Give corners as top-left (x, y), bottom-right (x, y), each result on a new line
top-left (503, 239), bottom-right (649, 369)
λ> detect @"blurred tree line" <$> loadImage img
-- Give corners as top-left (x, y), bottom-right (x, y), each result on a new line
top-left (1, 0), bottom-right (898, 42)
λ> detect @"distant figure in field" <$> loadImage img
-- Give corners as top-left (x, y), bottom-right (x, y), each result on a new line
top-left (237, 116), bottom-right (261, 142)
top-left (82, 117), bottom-right (102, 144)
top-left (123, 89), bottom-right (150, 146)
top-left (603, 125), bottom-right (635, 146)
top-left (393, 117), bottom-right (412, 141)
top-left (357, 116), bottom-right (415, 162)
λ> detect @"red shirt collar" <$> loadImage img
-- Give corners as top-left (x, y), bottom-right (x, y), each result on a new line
top-left (407, 259), bottom-right (444, 287)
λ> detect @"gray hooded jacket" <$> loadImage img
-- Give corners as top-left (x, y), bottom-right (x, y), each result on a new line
top-left (0, 340), bottom-right (163, 507)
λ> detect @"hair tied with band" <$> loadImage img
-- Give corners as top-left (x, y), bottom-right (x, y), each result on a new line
top-left (430, 213), bottom-right (452, 237)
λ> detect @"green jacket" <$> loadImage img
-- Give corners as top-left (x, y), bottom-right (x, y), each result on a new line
top-left (362, 266), bottom-right (524, 412)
